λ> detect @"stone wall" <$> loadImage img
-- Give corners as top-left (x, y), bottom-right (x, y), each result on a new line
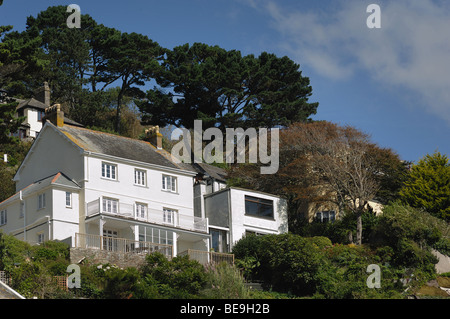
top-left (70, 247), bottom-right (149, 269)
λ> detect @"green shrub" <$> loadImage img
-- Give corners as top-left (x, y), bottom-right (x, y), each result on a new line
top-left (141, 252), bottom-right (208, 298)
top-left (200, 262), bottom-right (249, 299)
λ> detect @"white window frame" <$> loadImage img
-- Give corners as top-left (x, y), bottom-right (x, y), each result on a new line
top-left (315, 211), bottom-right (336, 223)
top-left (102, 197), bottom-right (118, 214)
top-left (65, 192), bottom-right (72, 208)
top-left (0, 210), bottom-right (7, 226)
top-left (134, 169), bottom-right (146, 186)
top-left (38, 193), bottom-right (46, 210)
top-left (162, 175), bottom-right (177, 193)
top-left (135, 203), bottom-right (147, 219)
top-left (163, 208), bottom-right (177, 225)
top-left (102, 162), bottom-right (117, 180)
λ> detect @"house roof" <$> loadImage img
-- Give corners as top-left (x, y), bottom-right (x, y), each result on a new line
top-left (16, 98), bottom-right (47, 111)
top-left (54, 123), bottom-right (197, 173)
top-left (191, 162), bottom-right (228, 182)
top-left (0, 172), bottom-right (80, 207)
top-left (15, 98), bottom-right (84, 128)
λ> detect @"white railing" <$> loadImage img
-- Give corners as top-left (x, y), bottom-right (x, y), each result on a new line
top-left (74, 233), bottom-right (173, 257)
top-left (178, 249), bottom-right (235, 265)
top-left (86, 198), bottom-right (208, 233)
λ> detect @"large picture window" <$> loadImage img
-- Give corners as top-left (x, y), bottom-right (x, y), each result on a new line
top-left (245, 196), bottom-right (274, 219)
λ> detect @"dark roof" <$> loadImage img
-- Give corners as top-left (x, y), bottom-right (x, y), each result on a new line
top-left (15, 98), bottom-right (84, 127)
top-left (191, 162), bottom-right (228, 182)
top-left (16, 98), bottom-right (47, 111)
top-left (55, 123), bottom-right (197, 173)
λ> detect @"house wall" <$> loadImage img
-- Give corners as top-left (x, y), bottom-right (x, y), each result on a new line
top-left (0, 188), bottom-right (52, 244)
top-left (51, 188), bottom-right (80, 242)
top-left (14, 125), bottom-right (84, 192)
top-left (83, 154), bottom-right (196, 219)
top-left (228, 188), bottom-right (288, 248)
top-left (0, 186), bottom-right (81, 245)
top-left (24, 108), bottom-right (43, 138)
top-left (204, 187), bottom-right (288, 250)
top-left (204, 190), bottom-right (229, 228)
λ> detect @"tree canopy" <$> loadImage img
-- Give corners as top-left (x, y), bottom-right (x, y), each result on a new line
top-left (228, 121), bottom-right (407, 244)
top-left (400, 151), bottom-right (450, 221)
top-left (137, 42), bottom-right (318, 130)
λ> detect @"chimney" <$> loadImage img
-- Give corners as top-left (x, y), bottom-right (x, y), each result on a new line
top-left (43, 104), bottom-right (64, 127)
top-left (145, 125), bottom-right (163, 150)
top-left (36, 82), bottom-right (51, 106)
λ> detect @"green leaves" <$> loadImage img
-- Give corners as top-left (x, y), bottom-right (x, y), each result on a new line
top-left (138, 42), bottom-right (318, 130)
top-left (400, 151), bottom-right (450, 221)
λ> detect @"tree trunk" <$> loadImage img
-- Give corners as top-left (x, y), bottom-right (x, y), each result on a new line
top-left (115, 93), bottom-right (122, 133)
top-left (356, 210), bottom-right (363, 245)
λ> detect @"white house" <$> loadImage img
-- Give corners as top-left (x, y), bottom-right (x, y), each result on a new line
top-left (0, 104), bottom-right (288, 262)
top-left (192, 163), bottom-right (288, 252)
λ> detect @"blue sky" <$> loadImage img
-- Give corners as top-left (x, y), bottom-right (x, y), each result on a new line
top-left (1, 0), bottom-right (449, 163)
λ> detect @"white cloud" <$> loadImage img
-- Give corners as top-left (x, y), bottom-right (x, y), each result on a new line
top-left (254, 0), bottom-right (450, 125)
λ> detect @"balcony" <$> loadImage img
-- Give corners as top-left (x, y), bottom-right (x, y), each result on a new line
top-left (86, 198), bottom-right (208, 233)
top-left (74, 233), bottom-right (173, 258)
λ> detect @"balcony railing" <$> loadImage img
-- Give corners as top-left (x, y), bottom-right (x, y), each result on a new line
top-left (74, 233), bottom-right (173, 257)
top-left (86, 198), bottom-right (208, 233)
top-left (179, 249), bottom-right (234, 265)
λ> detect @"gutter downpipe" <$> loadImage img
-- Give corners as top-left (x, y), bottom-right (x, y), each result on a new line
top-left (20, 190), bottom-right (26, 242)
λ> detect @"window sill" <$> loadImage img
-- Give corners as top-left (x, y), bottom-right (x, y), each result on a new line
top-left (134, 184), bottom-right (148, 188)
top-left (244, 214), bottom-right (276, 221)
top-left (100, 177), bottom-right (119, 182)
top-left (161, 189), bottom-right (179, 195)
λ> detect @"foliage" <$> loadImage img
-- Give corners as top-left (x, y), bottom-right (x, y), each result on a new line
top-left (232, 223), bottom-right (447, 299)
top-left (140, 252), bottom-right (208, 298)
top-left (227, 121), bottom-right (406, 244)
top-left (138, 42), bottom-right (318, 130)
top-left (399, 151), bottom-right (450, 221)
top-left (0, 233), bottom-right (72, 298)
top-left (200, 262), bottom-right (249, 299)
top-left (375, 202), bottom-right (449, 251)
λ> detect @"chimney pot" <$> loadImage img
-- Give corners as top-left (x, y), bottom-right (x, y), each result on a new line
top-left (146, 125), bottom-right (163, 149)
top-left (43, 103), bottom-right (64, 127)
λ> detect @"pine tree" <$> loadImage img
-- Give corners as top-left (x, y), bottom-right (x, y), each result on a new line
top-left (400, 151), bottom-right (450, 221)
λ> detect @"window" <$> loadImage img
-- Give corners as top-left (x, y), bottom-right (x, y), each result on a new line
top-left (37, 111), bottom-right (45, 122)
top-left (136, 203), bottom-right (147, 219)
top-left (37, 233), bottom-right (45, 244)
top-left (134, 169), bottom-right (146, 186)
top-left (103, 229), bottom-right (118, 251)
top-left (102, 162), bottom-right (117, 180)
top-left (245, 195), bottom-right (274, 219)
top-left (65, 192), bottom-right (72, 208)
top-left (0, 210), bottom-right (6, 226)
top-left (102, 197), bottom-right (118, 214)
top-left (315, 211), bottom-right (336, 223)
top-left (211, 229), bottom-right (228, 253)
top-left (162, 175), bottom-right (177, 192)
top-left (163, 208), bottom-right (177, 225)
top-left (38, 193), bottom-right (46, 210)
